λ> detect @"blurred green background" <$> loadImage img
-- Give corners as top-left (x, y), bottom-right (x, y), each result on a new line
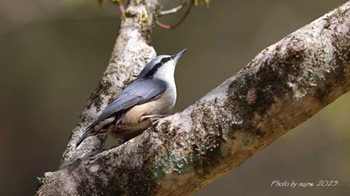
top-left (1, 0), bottom-right (350, 195)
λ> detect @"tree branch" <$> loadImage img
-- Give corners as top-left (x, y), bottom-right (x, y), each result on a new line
top-left (159, 4), bottom-right (184, 16)
top-left (36, 1), bottom-right (350, 195)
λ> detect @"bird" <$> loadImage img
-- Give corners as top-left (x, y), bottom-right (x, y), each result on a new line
top-left (76, 49), bottom-right (186, 147)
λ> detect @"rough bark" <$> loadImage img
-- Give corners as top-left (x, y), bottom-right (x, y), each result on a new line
top-left (37, 1), bottom-right (350, 195)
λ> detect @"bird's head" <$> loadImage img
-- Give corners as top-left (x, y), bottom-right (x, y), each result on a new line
top-left (139, 49), bottom-right (186, 81)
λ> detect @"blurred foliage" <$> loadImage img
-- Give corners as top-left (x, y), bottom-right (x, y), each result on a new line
top-left (111, 0), bottom-right (123, 5)
top-left (96, 0), bottom-right (211, 7)
top-left (61, 0), bottom-right (92, 7)
top-left (96, 0), bottom-right (122, 7)
top-left (194, 0), bottom-right (211, 7)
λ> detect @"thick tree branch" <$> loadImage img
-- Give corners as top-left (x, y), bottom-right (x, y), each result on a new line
top-left (37, 1), bottom-right (350, 195)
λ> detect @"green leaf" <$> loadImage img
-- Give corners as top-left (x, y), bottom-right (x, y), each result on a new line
top-left (111, 0), bottom-right (122, 5)
top-left (97, 0), bottom-right (123, 6)
top-left (193, 0), bottom-right (211, 7)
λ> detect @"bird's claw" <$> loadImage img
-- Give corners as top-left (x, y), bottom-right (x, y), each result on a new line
top-left (140, 114), bottom-right (167, 125)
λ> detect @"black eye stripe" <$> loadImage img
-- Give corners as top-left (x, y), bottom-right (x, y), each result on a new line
top-left (145, 57), bottom-right (171, 78)
top-left (145, 63), bottom-right (161, 78)
top-left (161, 57), bottom-right (171, 63)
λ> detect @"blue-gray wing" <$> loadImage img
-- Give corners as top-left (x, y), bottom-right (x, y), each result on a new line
top-left (75, 78), bottom-right (166, 147)
top-left (98, 78), bottom-right (167, 121)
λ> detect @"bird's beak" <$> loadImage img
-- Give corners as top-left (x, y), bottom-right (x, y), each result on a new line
top-left (172, 49), bottom-right (187, 62)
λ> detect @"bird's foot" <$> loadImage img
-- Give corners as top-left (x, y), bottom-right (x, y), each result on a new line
top-left (140, 114), bottom-right (168, 125)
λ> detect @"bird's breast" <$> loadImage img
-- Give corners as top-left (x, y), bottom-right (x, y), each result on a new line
top-left (122, 85), bottom-right (176, 125)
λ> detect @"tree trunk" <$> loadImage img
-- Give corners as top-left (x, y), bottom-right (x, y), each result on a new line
top-left (36, 1), bottom-right (350, 195)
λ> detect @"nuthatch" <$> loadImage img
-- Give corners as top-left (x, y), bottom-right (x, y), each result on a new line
top-left (76, 49), bottom-right (186, 147)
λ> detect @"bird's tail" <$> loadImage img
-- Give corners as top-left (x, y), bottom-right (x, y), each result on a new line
top-left (75, 127), bottom-right (94, 148)
top-left (75, 116), bottom-right (117, 148)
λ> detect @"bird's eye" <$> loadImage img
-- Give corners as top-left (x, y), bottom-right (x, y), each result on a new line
top-left (161, 57), bottom-right (171, 63)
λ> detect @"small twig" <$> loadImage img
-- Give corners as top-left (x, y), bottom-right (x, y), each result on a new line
top-left (156, 21), bottom-right (172, 29)
top-left (157, 0), bottom-right (194, 30)
top-left (119, 2), bottom-right (126, 14)
top-left (159, 4), bottom-right (184, 16)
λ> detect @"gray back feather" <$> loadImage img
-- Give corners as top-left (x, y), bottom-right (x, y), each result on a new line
top-left (97, 78), bottom-right (167, 121)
